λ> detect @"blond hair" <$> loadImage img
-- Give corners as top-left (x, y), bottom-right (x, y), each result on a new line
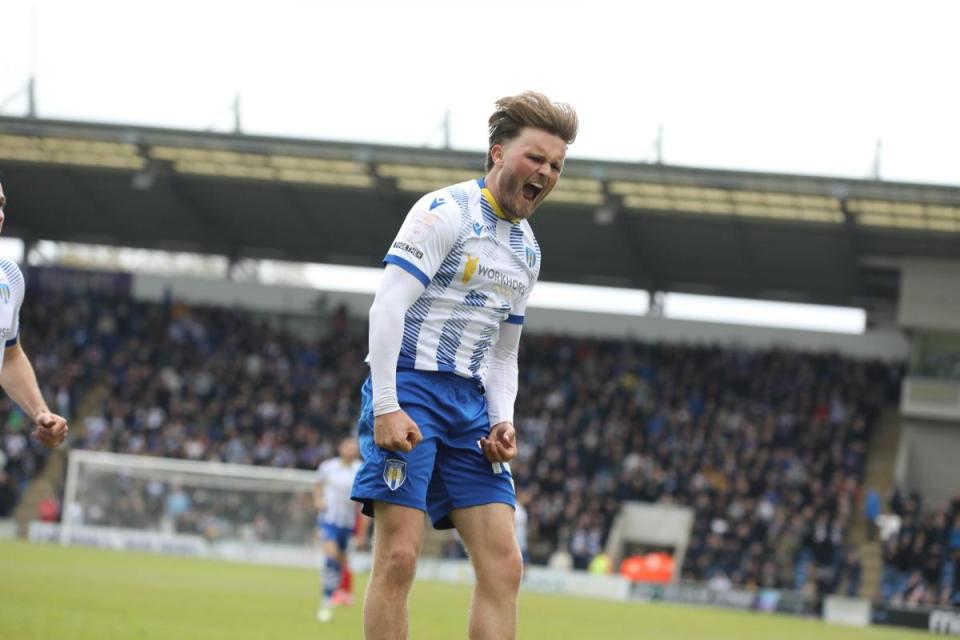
top-left (486, 91), bottom-right (578, 170)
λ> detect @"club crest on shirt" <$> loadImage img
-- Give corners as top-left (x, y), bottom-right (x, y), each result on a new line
top-left (524, 246), bottom-right (537, 269)
top-left (383, 459), bottom-right (407, 491)
top-left (0, 284), bottom-right (9, 305)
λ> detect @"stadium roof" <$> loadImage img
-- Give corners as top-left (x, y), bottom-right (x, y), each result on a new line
top-left (2, 115), bottom-right (959, 316)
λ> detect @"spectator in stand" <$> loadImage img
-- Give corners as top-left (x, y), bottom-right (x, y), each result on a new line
top-left (838, 545), bottom-right (862, 597)
top-left (865, 488), bottom-right (882, 541)
top-left (949, 548), bottom-right (960, 606)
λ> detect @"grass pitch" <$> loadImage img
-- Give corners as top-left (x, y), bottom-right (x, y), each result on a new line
top-left (0, 539), bottom-right (926, 639)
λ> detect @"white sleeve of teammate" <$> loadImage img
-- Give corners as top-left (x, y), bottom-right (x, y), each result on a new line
top-left (485, 322), bottom-right (521, 426)
top-left (369, 264), bottom-right (427, 416)
top-left (5, 263), bottom-right (23, 347)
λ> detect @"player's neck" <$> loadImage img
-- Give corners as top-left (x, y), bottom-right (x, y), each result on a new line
top-left (480, 174), bottom-right (520, 224)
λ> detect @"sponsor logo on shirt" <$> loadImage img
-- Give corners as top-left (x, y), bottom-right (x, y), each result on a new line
top-left (392, 241), bottom-right (424, 260)
top-left (461, 255), bottom-right (528, 295)
top-left (477, 264), bottom-right (527, 295)
top-left (462, 255), bottom-right (480, 284)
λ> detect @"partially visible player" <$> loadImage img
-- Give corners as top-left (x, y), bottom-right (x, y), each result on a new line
top-left (0, 181), bottom-right (68, 448)
top-left (314, 436), bottom-right (365, 623)
top-left (515, 488), bottom-right (530, 569)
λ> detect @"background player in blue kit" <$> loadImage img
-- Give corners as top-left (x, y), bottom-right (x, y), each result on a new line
top-left (351, 92), bottom-right (578, 640)
top-left (0, 182), bottom-right (68, 449)
top-left (314, 437), bottom-right (365, 622)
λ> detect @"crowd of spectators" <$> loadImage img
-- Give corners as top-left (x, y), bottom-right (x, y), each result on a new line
top-left (879, 489), bottom-right (960, 607)
top-left (76, 299), bottom-right (366, 468)
top-left (2, 288), bottom-right (910, 602)
top-left (510, 336), bottom-right (899, 599)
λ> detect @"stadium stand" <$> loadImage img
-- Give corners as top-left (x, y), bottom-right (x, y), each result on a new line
top-left (1, 287), bottom-right (915, 602)
top-left (3, 116), bottom-right (960, 639)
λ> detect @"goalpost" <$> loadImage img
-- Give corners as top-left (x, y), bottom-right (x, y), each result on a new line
top-left (55, 449), bottom-right (322, 567)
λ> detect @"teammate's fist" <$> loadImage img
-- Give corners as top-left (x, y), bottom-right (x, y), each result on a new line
top-left (481, 421), bottom-right (516, 463)
top-left (374, 410), bottom-right (423, 453)
top-left (32, 411), bottom-right (68, 448)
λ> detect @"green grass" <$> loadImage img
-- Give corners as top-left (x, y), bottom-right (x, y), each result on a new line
top-left (0, 539), bottom-right (928, 639)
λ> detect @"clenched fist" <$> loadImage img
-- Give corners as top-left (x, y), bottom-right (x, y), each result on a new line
top-left (32, 411), bottom-right (68, 448)
top-left (374, 410), bottom-right (423, 453)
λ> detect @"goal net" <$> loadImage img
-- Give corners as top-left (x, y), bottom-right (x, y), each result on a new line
top-left (49, 449), bottom-right (321, 567)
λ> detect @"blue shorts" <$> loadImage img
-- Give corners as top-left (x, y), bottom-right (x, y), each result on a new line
top-left (351, 369), bottom-right (516, 529)
top-left (318, 521), bottom-right (353, 552)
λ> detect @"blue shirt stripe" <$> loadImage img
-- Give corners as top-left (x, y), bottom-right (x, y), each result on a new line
top-left (468, 302), bottom-right (509, 381)
top-left (437, 290), bottom-right (488, 370)
top-left (509, 225), bottom-right (525, 260)
top-left (397, 186), bottom-right (472, 368)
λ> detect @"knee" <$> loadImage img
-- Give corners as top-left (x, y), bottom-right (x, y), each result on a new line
top-left (477, 546), bottom-right (523, 594)
top-left (380, 546), bottom-right (419, 587)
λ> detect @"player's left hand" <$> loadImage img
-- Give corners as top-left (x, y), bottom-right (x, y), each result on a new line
top-left (32, 411), bottom-right (69, 448)
top-left (481, 422), bottom-right (516, 463)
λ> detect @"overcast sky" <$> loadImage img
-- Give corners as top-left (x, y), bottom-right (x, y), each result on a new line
top-left (2, 0), bottom-right (958, 185)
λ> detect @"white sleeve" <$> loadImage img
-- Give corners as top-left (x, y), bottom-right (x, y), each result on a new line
top-left (485, 322), bottom-right (521, 426)
top-left (3, 262), bottom-right (23, 347)
top-left (383, 192), bottom-right (461, 287)
top-left (369, 264), bottom-right (426, 416)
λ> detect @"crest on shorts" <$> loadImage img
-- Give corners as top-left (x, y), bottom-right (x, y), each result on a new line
top-left (383, 459), bottom-right (407, 491)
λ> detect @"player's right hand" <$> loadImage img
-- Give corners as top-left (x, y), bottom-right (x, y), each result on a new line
top-left (32, 411), bottom-right (69, 448)
top-left (374, 410), bottom-right (423, 453)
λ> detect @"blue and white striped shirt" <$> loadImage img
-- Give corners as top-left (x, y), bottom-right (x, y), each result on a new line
top-left (384, 179), bottom-right (540, 384)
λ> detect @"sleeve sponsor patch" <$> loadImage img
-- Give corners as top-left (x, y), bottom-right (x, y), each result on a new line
top-left (392, 241), bottom-right (424, 259)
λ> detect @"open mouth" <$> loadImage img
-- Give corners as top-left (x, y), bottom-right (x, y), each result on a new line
top-left (522, 183), bottom-right (543, 202)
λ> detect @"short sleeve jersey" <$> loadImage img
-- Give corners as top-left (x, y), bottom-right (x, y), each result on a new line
top-left (0, 260), bottom-right (25, 373)
top-left (383, 178), bottom-right (541, 384)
